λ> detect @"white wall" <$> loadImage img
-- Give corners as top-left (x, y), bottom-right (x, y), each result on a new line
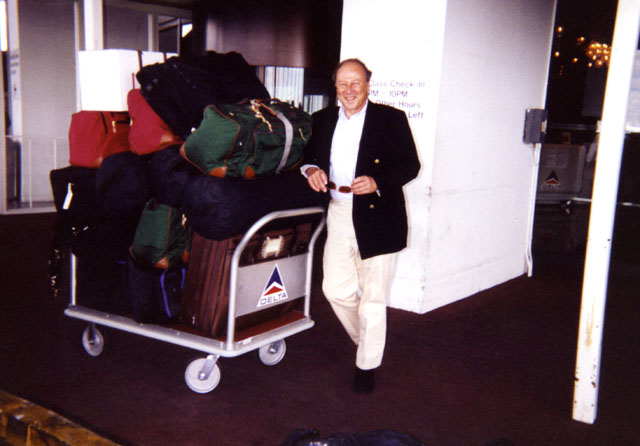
top-left (425, 0), bottom-right (556, 311)
top-left (341, 0), bottom-right (556, 312)
top-left (105, 5), bottom-right (149, 51)
top-left (5, 1), bottom-right (159, 207)
top-left (340, 0), bottom-right (446, 312)
top-left (9, 0), bottom-right (77, 203)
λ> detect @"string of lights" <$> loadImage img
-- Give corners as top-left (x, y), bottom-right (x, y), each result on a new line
top-left (553, 25), bottom-right (611, 75)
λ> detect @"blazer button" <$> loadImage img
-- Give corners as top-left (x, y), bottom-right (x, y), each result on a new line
top-left (369, 204), bottom-right (375, 209)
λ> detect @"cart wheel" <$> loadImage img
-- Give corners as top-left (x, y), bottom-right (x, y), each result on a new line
top-left (258, 340), bottom-right (286, 366)
top-left (184, 357), bottom-right (221, 394)
top-left (81, 325), bottom-right (105, 357)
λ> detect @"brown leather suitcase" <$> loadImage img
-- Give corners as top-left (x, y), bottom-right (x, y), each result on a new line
top-left (180, 223), bottom-right (311, 338)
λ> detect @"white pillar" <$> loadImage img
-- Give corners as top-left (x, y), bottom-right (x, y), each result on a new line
top-left (572, 0), bottom-right (640, 424)
top-left (147, 13), bottom-right (158, 52)
top-left (83, 0), bottom-right (103, 50)
top-left (340, 0), bottom-right (447, 312)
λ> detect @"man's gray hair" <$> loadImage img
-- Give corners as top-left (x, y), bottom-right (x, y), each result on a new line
top-left (333, 58), bottom-right (372, 83)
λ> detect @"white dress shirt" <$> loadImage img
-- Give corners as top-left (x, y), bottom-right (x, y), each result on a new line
top-left (301, 101), bottom-right (368, 200)
top-left (328, 102), bottom-right (367, 200)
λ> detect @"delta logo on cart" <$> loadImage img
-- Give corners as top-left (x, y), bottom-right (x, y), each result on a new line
top-left (257, 265), bottom-right (289, 308)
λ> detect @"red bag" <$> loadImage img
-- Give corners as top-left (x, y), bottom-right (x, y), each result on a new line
top-left (127, 89), bottom-right (183, 155)
top-left (69, 111), bottom-right (131, 169)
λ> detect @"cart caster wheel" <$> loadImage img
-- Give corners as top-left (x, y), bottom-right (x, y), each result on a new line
top-left (81, 325), bottom-right (105, 357)
top-left (185, 356), bottom-right (221, 394)
top-left (258, 339), bottom-right (286, 366)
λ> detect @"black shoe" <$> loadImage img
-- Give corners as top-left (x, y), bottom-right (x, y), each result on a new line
top-left (353, 367), bottom-right (375, 394)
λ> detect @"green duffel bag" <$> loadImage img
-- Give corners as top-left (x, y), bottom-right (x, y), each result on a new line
top-left (130, 199), bottom-right (192, 269)
top-left (180, 99), bottom-right (312, 178)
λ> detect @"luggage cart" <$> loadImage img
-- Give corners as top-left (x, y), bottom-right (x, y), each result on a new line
top-left (65, 206), bottom-right (325, 393)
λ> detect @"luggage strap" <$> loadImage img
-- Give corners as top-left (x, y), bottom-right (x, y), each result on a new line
top-left (250, 100), bottom-right (294, 174)
top-left (274, 111), bottom-right (293, 174)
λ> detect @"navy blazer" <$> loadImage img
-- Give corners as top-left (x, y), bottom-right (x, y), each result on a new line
top-left (304, 101), bottom-right (420, 259)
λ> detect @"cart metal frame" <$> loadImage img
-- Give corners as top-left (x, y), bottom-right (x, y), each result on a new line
top-left (65, 206), bottom-right (325, 393)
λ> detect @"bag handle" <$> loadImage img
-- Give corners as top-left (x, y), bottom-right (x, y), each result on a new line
top-left (135, 51), bottom-right (168, 89)
top-left (250, 99), bottom-right (274, 131)
top-left (135, 51), bottom-right (143, 90)
top-left (250, 99), bottom-right (293, 173)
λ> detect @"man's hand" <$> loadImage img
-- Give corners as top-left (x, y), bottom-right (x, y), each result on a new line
top-left (306, 166), bottom-right (328, 193)
top-left (351, 176), bottom-right (378, 195)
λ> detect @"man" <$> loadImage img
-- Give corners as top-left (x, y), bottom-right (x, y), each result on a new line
top-left (302, 58), bottom-right (420, 394)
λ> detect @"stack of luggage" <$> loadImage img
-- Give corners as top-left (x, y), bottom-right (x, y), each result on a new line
top-left (50, 51), bottom-right (322, 332)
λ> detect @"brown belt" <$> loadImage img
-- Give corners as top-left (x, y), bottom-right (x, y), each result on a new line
top-left (327, 181), bottom-right (352, 193)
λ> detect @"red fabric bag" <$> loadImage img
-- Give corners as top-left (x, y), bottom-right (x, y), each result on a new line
top-left (69, 111), bottom-right (131, 169)
top-left (127, 89), bottom-right (183, 155)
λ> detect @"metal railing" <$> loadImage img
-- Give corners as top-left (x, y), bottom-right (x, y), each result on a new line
top-left (2, 135), bottom-right (67, 214)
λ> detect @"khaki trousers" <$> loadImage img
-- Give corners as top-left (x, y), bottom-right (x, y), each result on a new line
top-left (322, 199), bottom-right (396, 370)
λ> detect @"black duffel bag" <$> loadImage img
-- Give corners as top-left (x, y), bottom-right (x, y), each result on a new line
top-left (180, 170), bottom-right (322, 240)
top-left (149, 144), bottom-right (199, 207)
top-left (136, 51), bottom-right (271, 139)
top-left (95, 151), bottom-right (152, 220)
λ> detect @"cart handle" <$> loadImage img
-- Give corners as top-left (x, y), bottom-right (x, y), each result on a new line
top-left (225, 206), bottom-right (326, 350)
top-left (233, 206), bottom-right (326, 256)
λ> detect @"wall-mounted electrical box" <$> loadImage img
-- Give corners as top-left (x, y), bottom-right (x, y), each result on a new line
top-left (523, 108), bottom-right (548, 144)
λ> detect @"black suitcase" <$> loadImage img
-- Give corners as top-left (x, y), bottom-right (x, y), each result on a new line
top-left (48, 165), bottom-right (137, 297)
top-left (75, 254), bottom-right (131, 315)
top-left (49, 166), bottom-right (102, 249)
top-left (49, 164), bottom-right (141, 256)
top-left (125, 255), bottom-right (184, 324)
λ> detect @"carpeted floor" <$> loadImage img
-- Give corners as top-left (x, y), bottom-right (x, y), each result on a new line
top-left (0, 207), bottom-right (638, 446)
